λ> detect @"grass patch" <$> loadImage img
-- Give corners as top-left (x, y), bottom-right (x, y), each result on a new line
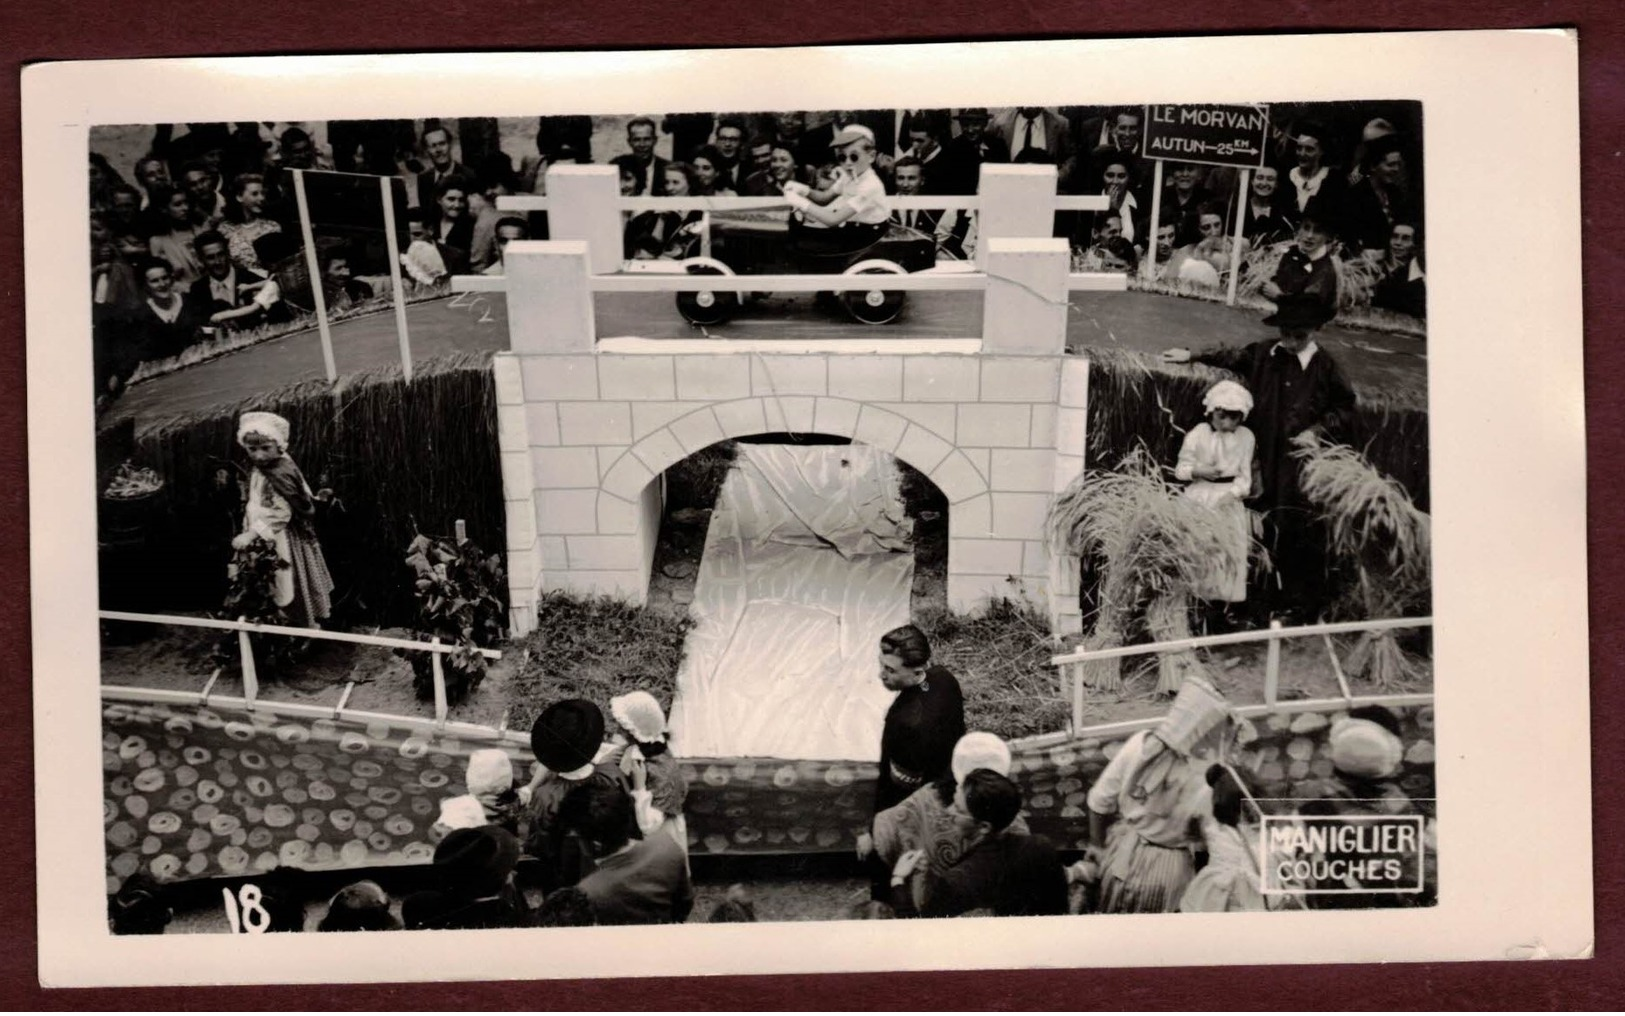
top-left (915, 594), bottom-right (1071, 742)
top-left (505, 591), bottom-right (694, 736)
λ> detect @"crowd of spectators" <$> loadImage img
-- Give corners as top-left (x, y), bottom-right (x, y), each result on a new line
top-left (89, 105), bottom-right (1423, 406)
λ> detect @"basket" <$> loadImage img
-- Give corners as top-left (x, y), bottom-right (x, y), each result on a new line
top-left (1156, 674), bottom-right (1232, 755)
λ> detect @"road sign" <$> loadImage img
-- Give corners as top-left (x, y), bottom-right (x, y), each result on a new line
top-left (1141, 104), bottom-right (1270, 169)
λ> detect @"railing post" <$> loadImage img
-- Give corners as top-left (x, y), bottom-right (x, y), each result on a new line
top-left (1263, 618), bottom-right (1283, 707)
top-left (1070, 662), bottom-right (1085, 736)
top-left (236, 616), bottom-right (258, 709)
top-left (543, 164), bottom-right (623, 275)
top-left (975, 164), bottom-right (1062, 272)
top-left (430, 636), bottom-right (449, 726)
top-left (982, 237), bottom-right (1070, 354)
top-left (501, 240), bottom-right (597, 354)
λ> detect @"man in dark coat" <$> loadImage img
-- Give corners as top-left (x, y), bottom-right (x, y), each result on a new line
top-left (1163, 217), bottom-right (1356, 622)
top-left (874, 624), bottom-right (966, 814)
top-left (859, 623), bottom-right (965, 900)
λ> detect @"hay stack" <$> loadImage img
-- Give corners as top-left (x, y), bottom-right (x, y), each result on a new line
top-left (1046, 447), bottom-right (1255, 695)
top-left (1295, 436), bottom-right (1432, 687)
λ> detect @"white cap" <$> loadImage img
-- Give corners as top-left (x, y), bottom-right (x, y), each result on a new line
top-left (830, 124), bottom-right (876, 148)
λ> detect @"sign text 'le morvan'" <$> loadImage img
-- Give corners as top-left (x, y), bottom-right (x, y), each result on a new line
top-left (1142, 104), bottom-right (1271, 169)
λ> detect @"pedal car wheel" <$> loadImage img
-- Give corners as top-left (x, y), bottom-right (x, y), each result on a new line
top-left (675, 264), bottom-right (738, 326)
top-left (842, 267), bottom-right (906, 325)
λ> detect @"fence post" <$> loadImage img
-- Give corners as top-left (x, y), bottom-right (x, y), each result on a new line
top-left (1070, 662), bottom-right (1085, 736)
top-left (430, 637), bottom-right (449, 726)
top-left (976, 164), bottom-right (1061, 271)
top-left (543, 164), bottom-right (623, 275)
top-left (981, 237), bottom-right (1070, 354)
top-left (1263, 618), bottom-right (1283, 707)
top-left (501, 240), bottom-right (596, 354)
top-left (237, 617), bottom-right (259, 709)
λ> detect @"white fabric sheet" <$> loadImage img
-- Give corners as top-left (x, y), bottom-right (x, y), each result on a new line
top-left (667, 444), bottom-right (915, 761)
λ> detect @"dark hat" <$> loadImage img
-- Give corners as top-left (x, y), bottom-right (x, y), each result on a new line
top-left (954, 107), bottom-right (991, 121)
top-left (433, 825), bottom-right (521, 896)
top-left (1262, 295), bottom-right (1336, 331)
top-left (530, 698), bottom-right (605, 772)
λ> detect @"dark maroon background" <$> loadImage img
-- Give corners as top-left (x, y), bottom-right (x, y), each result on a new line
top-left (2, 6), bottom-right (1620, 1009)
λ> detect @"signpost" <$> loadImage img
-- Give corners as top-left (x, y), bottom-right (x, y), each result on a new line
top-left (1138, 104), bottom-right (1270, 305)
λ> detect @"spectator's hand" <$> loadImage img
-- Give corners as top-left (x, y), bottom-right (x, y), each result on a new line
top-left (893, 849), bottom-right (923, 880)
top-left (1160, 347), bottom-right (1192, 364)
top-left (625, 755), bottom-right (647, 792)
top-left (855, 832), bottom-right (874, 860)
top-left (1261, 281), bottom-right (1283, 299)
top-left (210, 311), bottom-right (230, 324)
top-left (1067, 858), bottom-right (1101, 885)
top-left (781, 180), bottom-right (810, 198)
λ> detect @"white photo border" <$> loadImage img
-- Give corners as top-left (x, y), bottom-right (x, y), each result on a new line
top-left (25, 30), bottom-right (1590, 987)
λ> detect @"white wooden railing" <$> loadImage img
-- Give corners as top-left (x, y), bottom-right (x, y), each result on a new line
top-left (99, 610), bottom-right (502, 728)
top-left (1050, 616), bottom-right (1434, 736)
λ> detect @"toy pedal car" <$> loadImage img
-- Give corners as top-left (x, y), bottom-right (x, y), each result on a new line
top-left (627, 212), bottom-right (954, 326)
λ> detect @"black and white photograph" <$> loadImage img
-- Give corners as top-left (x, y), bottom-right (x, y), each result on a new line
top-left (24, 33), bottom-right (1589, 985)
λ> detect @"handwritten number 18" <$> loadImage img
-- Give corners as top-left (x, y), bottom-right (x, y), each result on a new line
top-left (222, 883), bottom-right (271, 933)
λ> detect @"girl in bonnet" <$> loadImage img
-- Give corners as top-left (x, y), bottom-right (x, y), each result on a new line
top-left (1174, 379), bottom-right (1258, 617)
top-left (604, 690), bottom-right (690, 853)
top-left (233, 411), bottom-right (334, 628)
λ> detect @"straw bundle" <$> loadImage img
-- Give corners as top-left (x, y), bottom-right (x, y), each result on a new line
top-left (1046, 447), bottom-right (1249, 695)
top-left (1295, 436), bottom-right (1432, 687)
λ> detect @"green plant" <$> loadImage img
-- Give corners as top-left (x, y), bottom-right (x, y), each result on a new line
top-left (403, 532), bottom-right (508, 704)
top-left (217, 535), bottom-right (297, 674)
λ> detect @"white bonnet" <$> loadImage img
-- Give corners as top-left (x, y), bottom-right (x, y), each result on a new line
top-left (237, 411), bottom-right (290, 448)
top-left (1203, 379), bottom-right (1254, 420)
top-left (610, 691), bottom-right (668, 744)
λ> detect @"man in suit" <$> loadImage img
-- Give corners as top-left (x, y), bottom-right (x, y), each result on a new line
top-left (889, 157), bottom-right (940, 235)
top-left (188, 229), bottom-right (286, 331)
top-left (901, 110), bottom-right (953, 196)
top-left (611, 118), bottom-right (670, 198)
top-left (989, 107), bottom-right (1075, 179)
top-left (711, 118), bottom-right (750, 195)
top-left (414, 124), bottom-right (479, 211)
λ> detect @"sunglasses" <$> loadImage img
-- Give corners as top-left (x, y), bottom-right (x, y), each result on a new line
top-left (840, 150), bottom-right (866, 164)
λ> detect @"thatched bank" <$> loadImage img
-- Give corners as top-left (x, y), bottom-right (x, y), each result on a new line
top-left (104, 351), bottom-right (506, 628)
top-left (1083, 347), bottom-right (1429, 513)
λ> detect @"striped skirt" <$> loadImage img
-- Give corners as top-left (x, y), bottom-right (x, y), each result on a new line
top-left (1096, 823), bottom-right (1198, 915)
top-left (286, 530), bottom-right (334, 628)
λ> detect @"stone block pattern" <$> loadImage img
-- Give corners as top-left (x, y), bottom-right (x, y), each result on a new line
top-left (505, 350), bottom-right (1088, 621)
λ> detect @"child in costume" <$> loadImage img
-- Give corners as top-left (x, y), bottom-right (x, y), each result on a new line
top-left (605, 691), bottom-right (690, 853)
top-left (1174, 379), bottom-right (1258, 607)
top-left (233, 411), bottom-right (333, 627)
top-left (1179, 763), bottom-right (1268, 913)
